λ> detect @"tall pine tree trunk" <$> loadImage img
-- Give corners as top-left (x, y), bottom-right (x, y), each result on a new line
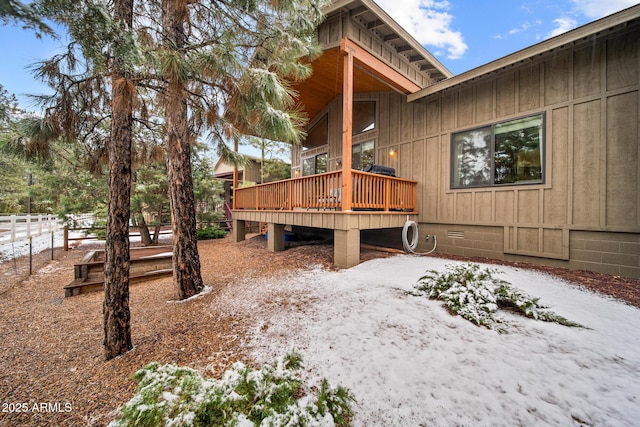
top-left (163, 0), bottom-right (204, 299)
top-left (103, 0), bottom-right (134, 360)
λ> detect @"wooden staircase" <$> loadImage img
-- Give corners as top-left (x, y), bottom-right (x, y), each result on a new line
top-left (64, 246), bottom-right (173, 297)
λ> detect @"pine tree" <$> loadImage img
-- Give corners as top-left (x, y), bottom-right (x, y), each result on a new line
top-left (103, 0), bottom-right (135, 359)
top-left (150, 0), bottom-right (328, 298)
top-left (34, 0), bottom-right (150, 359)
top-left (160, 0), bottom-right (203, 298)
top-left (28, 0), bottom-right (328, 355)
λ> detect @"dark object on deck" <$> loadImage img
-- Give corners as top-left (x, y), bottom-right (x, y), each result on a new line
top-left (364, 164), bottom-right (396, 177)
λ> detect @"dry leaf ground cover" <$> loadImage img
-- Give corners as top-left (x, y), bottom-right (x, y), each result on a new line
top-left (0, 234), bottom-right (637, 426)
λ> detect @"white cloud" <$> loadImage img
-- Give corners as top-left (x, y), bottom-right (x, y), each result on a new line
top-left (544, 1), bottom-right (636, 40)
top-left (509, 22), bottom-right (531, 35)
top-left (374, 0), bottom-right (468, 59)
top-left (494, 22), bottom-right (531, 39)
top-left (571, 0), bottom-right (639, 19)
top-left (546, 17), bottom-right (578, 38)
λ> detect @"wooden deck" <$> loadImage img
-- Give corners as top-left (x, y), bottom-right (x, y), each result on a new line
top-left (232, 170), bottom-right (418, 268)
top-left (233, 169), bottom-right (417, 212)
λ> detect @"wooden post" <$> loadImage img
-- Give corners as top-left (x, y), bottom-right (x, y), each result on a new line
top-left (232, 219), bottom-right (246, 243)
top-left (384, 179), bottom-right (391, 212)
top-left (267, 223), bottom-right (285, 252)
top-left (232, 138), bottom-right (239, 210)
top-left (64, 226), bottom-right (69, 251)
top-left (288, 180), bottom-right (293, 211)
top-left (10, 215), bottom-right (16, 242)
top-left (341, 37), bottom-right (354, 212)
top-left (255, 187), bottom-right (259, 210)
top-left (334, 228), bottom-right (360, 269)
top-left (29, 236), bottom-right (32, 275)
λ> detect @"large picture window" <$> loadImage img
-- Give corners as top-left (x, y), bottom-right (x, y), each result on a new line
top-left (452, 113), bottom-right (544, 188)
top-left (304, 114), bottom-right (328, 149)
top-left (353, 101), bottom-right (376, 135)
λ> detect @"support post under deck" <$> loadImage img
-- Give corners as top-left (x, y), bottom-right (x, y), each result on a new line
top-left (267, 223), bottom-right (285, 252)
top-left (232, 219), bottom-right (246, 243)
top-left (334, 228), bottom-right (360, 269)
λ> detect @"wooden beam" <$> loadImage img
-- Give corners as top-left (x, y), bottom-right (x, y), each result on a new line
top-left (383, 33), bottom-right (400, 42)
top-left (340, 38), bottom-right (421, 94)
top-left (351, 5), bottom-right (368, 17)
top-left (341, 38), bottom-right (354, 211)
top-left (367, 19), bottom-right (385, 30)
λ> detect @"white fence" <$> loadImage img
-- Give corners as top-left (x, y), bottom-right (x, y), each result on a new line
top-left (0, 214), bottom-right (60, 245)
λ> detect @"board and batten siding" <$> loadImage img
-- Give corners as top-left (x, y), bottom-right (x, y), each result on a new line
top-left (392, 26), bottom-right (640, 278)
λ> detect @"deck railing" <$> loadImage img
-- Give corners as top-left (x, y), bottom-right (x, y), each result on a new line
top-left (234, 170), bottom-right (417, 212)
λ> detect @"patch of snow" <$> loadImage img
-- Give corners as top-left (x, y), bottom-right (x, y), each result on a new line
top-left (0, 228), bottom-right (94, 263)
top-left (139, 252), bottom-right (173, 259)
top-left (235, 255), bottom-right (640, 427)
top-left (167, 286), bottom-right (213, 304)
top-left (0, 230), bottom-right (65, 262)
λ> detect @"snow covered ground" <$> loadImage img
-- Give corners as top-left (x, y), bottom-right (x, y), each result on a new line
top-left (0, 230), bottom-right (66, 262)
top-left (237, 256), bottom-right (640, 427)
top-left (0, 230), bottom-right (161, 262)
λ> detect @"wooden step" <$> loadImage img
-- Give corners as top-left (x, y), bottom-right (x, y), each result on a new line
top-left (64, 268), bottom-right (173, 297)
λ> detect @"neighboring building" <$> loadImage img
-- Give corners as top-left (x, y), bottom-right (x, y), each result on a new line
top-left (233, 0), bottom-right (640, 278)
top-left (214, 154), bottom-right (290, 203)
top-left (213, 154), bottom-right (264, 205)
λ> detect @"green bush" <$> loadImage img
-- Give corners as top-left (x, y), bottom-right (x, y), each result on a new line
top-left (412, 263), bottom-right (583, 329)
top-left (88, 220), bottom-right (107, 240)
top-left (196, 225), bottom-right (227, 240)
top-left (108, 352), bottom-right (355, 427)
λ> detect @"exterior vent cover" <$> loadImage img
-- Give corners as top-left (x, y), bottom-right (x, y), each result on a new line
top-left (447, 230), bottom-right (465, 239)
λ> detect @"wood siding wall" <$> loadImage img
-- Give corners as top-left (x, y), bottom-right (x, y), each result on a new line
top-left (406, 26), bottom-right (639, 276)
top-left (294, 24), bottom-right (639, 277)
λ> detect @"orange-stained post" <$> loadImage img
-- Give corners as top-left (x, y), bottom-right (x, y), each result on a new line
top-left (232, 138), bottom-right (238, 210)
top-left (341, 38), bottom-right (354, 211)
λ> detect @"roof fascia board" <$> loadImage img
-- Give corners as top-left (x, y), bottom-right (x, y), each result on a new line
top-left (323, 0), bottom-right (453, 79)
top-left (408, 4), bottom-right (640, 102)
top-left (341, 37), bottom-right (422, 94)
top-left (323, 0), bottom-right (354, 15)
top-left (358, 0), bottom-right (453, 78)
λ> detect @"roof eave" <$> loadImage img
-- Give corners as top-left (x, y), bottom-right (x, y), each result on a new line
top-left (408, 4), bottom-right (640, 102)
top-left (323, 0), bottom-right (453, 81)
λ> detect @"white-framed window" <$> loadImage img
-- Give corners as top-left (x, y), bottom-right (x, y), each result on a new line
top-left (451, 113), bottom-right (544, 188)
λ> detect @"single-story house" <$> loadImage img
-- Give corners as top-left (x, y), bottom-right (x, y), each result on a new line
top-left (214, 154), bottom-right (290, 202)
top-left (214, 154), bottom-right (265, 204)
top-left (232, 0), bottom-right (640, 278)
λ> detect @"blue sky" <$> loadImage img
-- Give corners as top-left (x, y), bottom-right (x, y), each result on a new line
top-left (1, 0), bottom-right (638, 110)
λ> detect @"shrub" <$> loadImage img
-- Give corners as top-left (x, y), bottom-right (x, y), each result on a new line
top-left (108, 352), bottom-right (355, 427)
top-left (412, 263), bottom-right (583, 329)
top-left (196, 225), bottom-right (227, 240)
top-left (88, 219), bottom-right (107, 241)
